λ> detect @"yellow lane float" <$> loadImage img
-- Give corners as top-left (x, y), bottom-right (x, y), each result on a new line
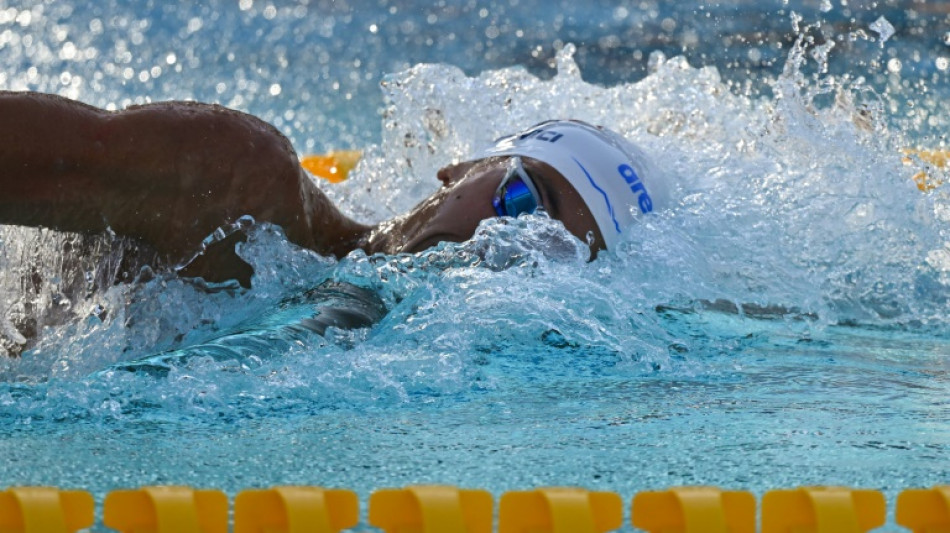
top-left (301, 148), bottom-right (948, 192)
top-left (300, 150), bottom-right (362, 183)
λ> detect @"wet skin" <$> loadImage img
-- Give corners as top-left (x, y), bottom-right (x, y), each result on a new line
top-left (0, 92), bottom-right (603, 286)
top-left (361, 156), bottom-right (605, 256)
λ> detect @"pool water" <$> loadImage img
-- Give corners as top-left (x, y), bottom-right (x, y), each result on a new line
top-left (2, 0), bottom-right (950, 530)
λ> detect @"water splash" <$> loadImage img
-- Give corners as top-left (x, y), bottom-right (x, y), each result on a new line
top-left (343, 37), bottom-right (950, 329)
top-left (3, 6), bottom-right (950, 513)
top-left (1, 19), bottom-right (949, 427)
top-left (869, 16), bottom-right (895, 48)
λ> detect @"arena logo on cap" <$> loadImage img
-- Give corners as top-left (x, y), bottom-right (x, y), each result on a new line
top-left (618, 164), bottom-right (653, 214)
top-left (518, 128), bottom-right (564, 143)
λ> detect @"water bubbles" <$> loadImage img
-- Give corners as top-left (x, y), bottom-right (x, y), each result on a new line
top-left (944, 31), bottom-right (950, 46)
top-left (268, 83), bottom-right (281, 96)
top-left (597, 34), bottom-right (620, 50)
top-left (186, 17), bottom-right (202, 33)
top-left (15, 9), bottom-right (32, 27)
top-left (790, 11), bottom-right (803, 33)
top-left (648, 50), bottom-right (667, 73)
top-left (819, 0), bottom-right (832, 12)
top-left (887, 57), bottom-right (902, 74)
top-left (59, 41), bottom-right (76, 60)
top-left (848, 29), bottom-right (868, 42)
top-left (812, 40), bottom-right (837, 75)
top-left (937, 57), bottom-right (949, 71)
top-left (869, 16), bottom-right (895, 47)
top-left (90, 304), bottom-right (106, 320)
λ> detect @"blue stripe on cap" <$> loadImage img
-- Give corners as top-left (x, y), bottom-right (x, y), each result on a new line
top-left (572, 157), bottom-right (621, 235)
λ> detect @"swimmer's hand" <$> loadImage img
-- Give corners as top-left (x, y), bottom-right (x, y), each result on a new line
top-left (177, 230), bottom-right (254, 289)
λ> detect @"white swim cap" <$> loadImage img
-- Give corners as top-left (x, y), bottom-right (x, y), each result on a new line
top-left (475, 120), bottom-right (668, 249)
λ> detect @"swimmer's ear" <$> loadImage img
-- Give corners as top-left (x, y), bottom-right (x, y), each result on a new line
top-left (437, 160), bottom-right (480, 186)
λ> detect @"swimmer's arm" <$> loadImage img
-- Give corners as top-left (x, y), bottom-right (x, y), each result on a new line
top-left (0, 92), bottom-right (368, 265)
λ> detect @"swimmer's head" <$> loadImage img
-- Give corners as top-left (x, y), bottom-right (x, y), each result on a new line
top-left (362, 120), bottom-right (667, 256)
top-left (474, 120), bottom-right (669, 249)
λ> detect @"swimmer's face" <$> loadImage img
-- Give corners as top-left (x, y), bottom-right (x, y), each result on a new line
top-left (363, 156), bottom-right (606, 256)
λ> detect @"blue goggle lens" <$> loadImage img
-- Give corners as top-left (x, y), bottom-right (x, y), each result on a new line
top-left (494, 178), bottom-right (538, 217)
top-left (492, 158), bottom-right (541, 217)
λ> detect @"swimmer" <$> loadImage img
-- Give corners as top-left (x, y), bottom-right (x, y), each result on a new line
top-left (0, 92), bottom-right (667, 288)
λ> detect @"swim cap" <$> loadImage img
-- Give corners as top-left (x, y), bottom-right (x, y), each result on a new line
top-left (475, 120), bottom-right (668, 249)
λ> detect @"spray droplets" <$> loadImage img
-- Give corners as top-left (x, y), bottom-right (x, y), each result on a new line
top-left (869, 16), bottom-right (895, 47)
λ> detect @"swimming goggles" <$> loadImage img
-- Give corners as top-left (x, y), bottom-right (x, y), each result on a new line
top-left (492, 156), bottom-right (542, 217)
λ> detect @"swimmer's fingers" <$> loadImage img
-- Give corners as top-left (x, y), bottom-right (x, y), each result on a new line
top-left (300, 150), bottom-right (362, 183)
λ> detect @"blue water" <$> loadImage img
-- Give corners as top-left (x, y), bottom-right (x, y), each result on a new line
top-left (3, 0), bottom-right (950, 530)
